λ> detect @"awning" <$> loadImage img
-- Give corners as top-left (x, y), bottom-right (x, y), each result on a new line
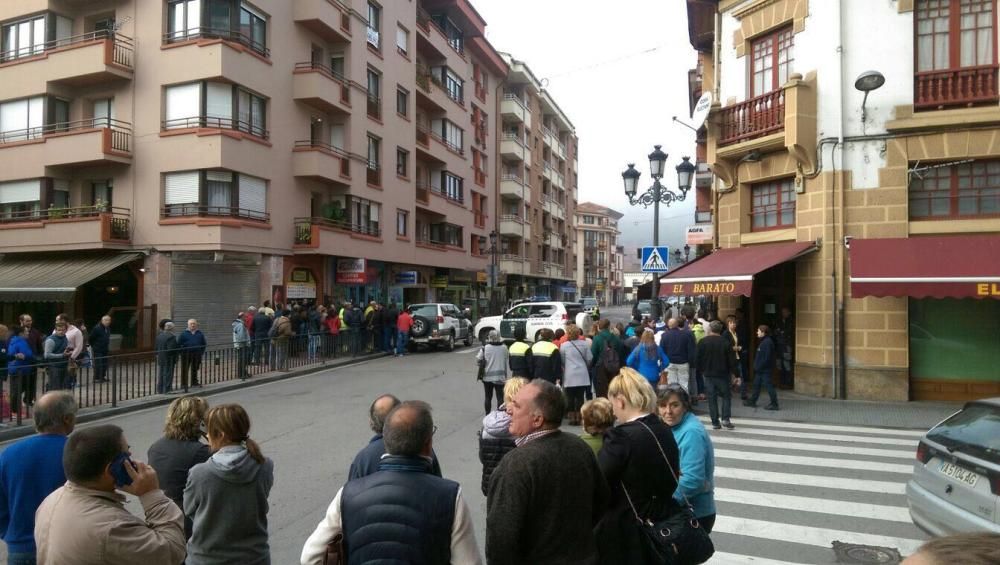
top-left (659, 241), bottom-right (818, 297)
top-left (850, 236), bottom-right (1000, 299)
top-left (0, 253), bottom-right (142, 302)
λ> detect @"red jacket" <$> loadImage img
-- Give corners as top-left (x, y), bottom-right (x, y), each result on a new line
top-left (244, 312), bottom-right (255, 336)
top-left (397, 311), bottom-right (414, 332)
top-left (325, 315), bottom-right (340, 335)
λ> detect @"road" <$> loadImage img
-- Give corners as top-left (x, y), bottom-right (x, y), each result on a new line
top-left (0, 326), bottom-right (932, 564)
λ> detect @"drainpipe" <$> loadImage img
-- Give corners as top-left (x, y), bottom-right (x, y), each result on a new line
top-left (832, 0), bottom-right (846, 399)
top-left (712, 7), bottom-right (722, 251)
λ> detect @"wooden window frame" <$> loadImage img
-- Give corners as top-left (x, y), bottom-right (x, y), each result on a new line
top-left (909, 159), bottom-right (1000, 219)
top-left (915, 0), bottom-right (997, 72)
top-left (748, 26), bottom-right (794, 98)
top-left (750, 178), bottom-right (796, 232)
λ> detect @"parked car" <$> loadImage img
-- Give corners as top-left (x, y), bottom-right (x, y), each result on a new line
top-left (474, 302), bottom-right (585, 344)
top-left (406, 303), bottom-right (473, 351)
top-left (581, 297), bottom-right (599, 314)
top-left (906, 398), bottom-right (1000, 536)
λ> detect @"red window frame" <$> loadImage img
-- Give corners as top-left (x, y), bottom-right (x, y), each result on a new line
top-left (750, 178), bottom-right (796, 231)
top-left (749, 26), bottom-right (794, 98)
top-left (915, 0), bottom-right (996, 72)
top-left (909, 160), bottom-right (1000, 219)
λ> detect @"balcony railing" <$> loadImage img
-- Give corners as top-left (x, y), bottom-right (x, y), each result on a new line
top-left (294, 216), bottom-right (380, 244)
top-left (162, 116), bottom-right (268, 139)
top-left (366, 163), bottom-right (381, 186)
top-left (162, 27), bottom-right (269, 58)
top-left (161, 205), bottom-right (269, 222)
top-left (914, 65), bottom-right (1000, 110)
top-left (0, 205), bottom-right (130, 239)
top-left (416, 122), bottom-right (431, 146)
top-left (502, 93), bottom-right (527, 110)
top-left (718, 89), bottom-right (785, 146)
top-left (0, 118), bottom-right (132, 152)
top-left (1, 29), bottom-right (134, 68)
top-left (294, 140), bottom-right (351, 176)
top-left (367, 93), bottom-right (381, 120)
top-left (294, 61), bottom-right (351, 104)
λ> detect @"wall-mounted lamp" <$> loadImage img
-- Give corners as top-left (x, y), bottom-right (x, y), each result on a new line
top-left (854, 70), bottom-right (885, 124)
top-left (106, 286), bottom-right (120, 294)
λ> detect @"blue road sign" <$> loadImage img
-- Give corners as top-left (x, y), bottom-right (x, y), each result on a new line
top-left (641, 246), bottom-right (670, 272)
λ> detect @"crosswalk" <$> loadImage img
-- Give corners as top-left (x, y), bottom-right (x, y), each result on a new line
top-left (698, 415), bottom-right (929, 564)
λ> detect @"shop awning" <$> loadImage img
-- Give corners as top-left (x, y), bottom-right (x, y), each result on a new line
top-left (659, 241), bottom-right (818, 296)
top-left (0, 253), bottom-right (143, 302)
top-left (850, 236), bottom-right (1000, 299)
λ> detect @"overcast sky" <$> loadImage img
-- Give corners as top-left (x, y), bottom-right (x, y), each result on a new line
top-left (473, 0), bottom-right (698, 263)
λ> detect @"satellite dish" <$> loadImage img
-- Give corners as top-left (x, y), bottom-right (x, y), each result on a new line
top-left (691, 92), bottom-right (713, 130)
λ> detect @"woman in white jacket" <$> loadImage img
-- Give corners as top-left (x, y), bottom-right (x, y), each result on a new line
top-left (559, 325), bottom-right (593, 426)
top-left (476, 330), bottom-right (509, 415)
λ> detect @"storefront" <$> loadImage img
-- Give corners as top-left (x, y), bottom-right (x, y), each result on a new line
top-left (171, 252), bottom-right (261, 346)
top-left (388, 267), bottom-right (431, 307)
top-left (332, 258), bottom-right (384, 306)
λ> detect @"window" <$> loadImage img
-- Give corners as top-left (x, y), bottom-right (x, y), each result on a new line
top-left (367, 134), bottom-right (381, 185)
top-left (431, 223), bottom-right (462, 247)
top-left (396, 86), bottom-right (408, 117)
top-left (1, 14), bottom-right (70, 61)
top-left (473, 64), bottom-right (488, 101)
top-left (166, 0), bottom-right (269, 56)
top-left (367, 67), bottom-right (381, 119)
top-left (432, 119), bottom-right (463, 153)
top-left (0, 179), bottom-right (42, 220)
top-left (168, 0), bottom-right (201, 40)
top-left (163, 170), bottom-right (268, 220)
top-left (917, 0), bottom-right (995, 71)
top-left (430, 14), bottom-right (463, 53)
top-left (441, 172), bottom-right (463, 203)
top-left (349, 195), bottom-right (380, 235)
top-left (92, 99), bottom-right (114, 127)
top-left (443, 68), bottom-right (464, 103)
top-left (239, 2), bottom-right (267, 53)
top-left (751, 178), bottom-right (796, 230)
top-left (397, 209), bottom-right (408, 236)
top-left (92, 180), bottom-right (113, 207)
top-left (583, 215), bottom-right (595, 224)
top-left (750, 27), bottom-right (794, 97)
top-left (396, 147), bottom-right (408, 177)
top-left (396, 24), bottom-right (408, 55)
top-left (0, 96), bottom-right (45, 142)
top-left (910, 160), bottom-right (1000, 219)
top-left (164, 82), bottom-right (267, 137)
top-left (366, 1), bottom-right (381, 48)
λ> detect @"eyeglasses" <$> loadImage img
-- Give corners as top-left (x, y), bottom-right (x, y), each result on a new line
top-left (433, 425), bottom-right (438, 436)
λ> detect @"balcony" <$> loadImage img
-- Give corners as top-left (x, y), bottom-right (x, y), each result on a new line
top-left (367, 93), bottom-right (381, 121)
top-left (0, 205), bottom-right (131, 253)
top-left (0, 120), bottom-right (132, 180)
top-left (294, 216), bottom-right (380, 247)
top-left (500, 254), bottom-right (527, 275)
top-left (293, 0), bottom-right (352, 43)
top-left (500, 174), bottom-right (531, 201)
top-left (499, 214), bottom-right (530, 239)
top-left (501, 94), bottom-right (531, 127)
top-left (500, 134), bottom-right (531, 165)
top-left (541, 125), bottom-right (557, 148)
top-left (542, 162), bottom-right (554, 181)
top-left (161, 204), bottom-right (269, 223)
top-left (914, 65), bottom-right (999, 111)
top-left (555, 141), bottom-right (567, 160)
top-left (292, 62), bottom-right (352, 115)
top-left (292, 141), bottom-right (351, 184)
top-left (415, 7), bottom-right (466, 61)
top-left (0, 30), bottom-right (134, 99)
top-left (366, 164), bottom-right (381, 186)
top-left (718, 89), bottom-right (785, 146)
top-left (162, 28), bottom-right (269, 59)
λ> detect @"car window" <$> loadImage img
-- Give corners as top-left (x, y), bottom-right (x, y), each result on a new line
top-left (927, 403), bottom-right (1000, 464)
top-left (410, 305), bottom-right (438, 318)
top-left (530, 305), bottom-right (557, 318)
top-left (506, 305), bottom-right (531, 318)
top-left (564, 304), bottom-right (583, 319)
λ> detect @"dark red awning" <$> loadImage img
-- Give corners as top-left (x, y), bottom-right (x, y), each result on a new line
top-left (659, 241), bottom-right (818, 297)
top-left (850, 235), bottom-right (1000, 299)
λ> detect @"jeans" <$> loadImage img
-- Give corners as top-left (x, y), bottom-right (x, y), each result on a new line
top-left (383, 327), bottom-right (395, 352)
top-left (750, 370), bottom-right (779, 407)
top-left (236, 346), bottom-right (250, 378)
top-left (255, 339), bottom-right (270, 365)
top-left (181, 353), bottom-right (202, 388)
top-left (736, 362), bottom-right (747, 397)
top-left (158, 360), bottom-right (175, 393)
top-left (308, 334), bottom-right (321, 360)
top-left (8, 552), bottom-right (36, 565)
top-left (396, 331), bottom-right (409, 355)
top-left (23, 367), bottom-right (37, 405)
top-left (666, 363), bottom-right (690, 392)
top-left (705, 375), bottom-right (732, 425)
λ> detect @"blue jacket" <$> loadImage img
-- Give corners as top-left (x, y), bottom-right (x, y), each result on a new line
top-left (177, 329), bottom-right (207, 355)
top-left (660, 327), bottom-right (696, 366)
top-left (669, 411), bottom-right (715, 519)
top-left (348, 435), bottom-right (442, 481)
top-left (0, 434), bottom-right (68, 553)
top-left (6, 336), bottom-right (34, 375)
top-left (626, 344), bottom-right (670, 385)
top-left (754, 335), bottom-right (776, 374)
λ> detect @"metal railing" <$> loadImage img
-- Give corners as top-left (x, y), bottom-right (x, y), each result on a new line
top-left (367, 163), bottom-right (381, 186)
top-left (161, 205), bottom-right (270, 222)
top-left (294, 216), bottom-right (381, 243)
top-left (367, 93), bottom-right (381, 120)
top-left (0, 204), bottom-right (130, 235)
top-left (718, 89), bottom-right (785, 146)
top-left (294, 61), bottom-right (351, 104)
top-left (0, 118), bottom-right (132, 151)
top-left (162, 27), bottom-right (269, 58)
top-left (294, 140), bottom-right (351, 176)
top-left (0, 334), bottom-right (376, 427)
top-left (914, 64), bottom-right (1000, 110)
top-left (0, 29), bottom-right (134, 68)
top-left (162, 116), bottom-right (269, 139)
top-left (502, 93), bottom-right (528, 111)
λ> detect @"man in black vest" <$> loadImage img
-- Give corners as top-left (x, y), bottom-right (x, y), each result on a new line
top-left (300, 401), bottom-right (480, 564)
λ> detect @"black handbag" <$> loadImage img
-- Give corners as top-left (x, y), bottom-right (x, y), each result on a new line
top-left (476, 346), bottom-right (486, 381)
top-left (621, 420), bottom-right (714, 565)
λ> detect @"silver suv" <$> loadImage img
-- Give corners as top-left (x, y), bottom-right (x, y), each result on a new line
top-left (406, 303), bottom-right (473, 351)
top-left (906, 398), bottom-right (1000, 535)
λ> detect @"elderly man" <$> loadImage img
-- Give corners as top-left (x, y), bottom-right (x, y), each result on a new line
top-left (177, 319), bottom-right (207, 389)
top-left (90, 315), bottom-right (113, 383)
top-left (155, 321), bottom-right (179, 394)
top-left (660, 317), bottom-right (697, 393)
top-left (0, 392), bottom-right (78, 565)
top-left (35, 425), bottom-right (186, 565)
top-left (349, 394), bottom-right (441, 480)
top-left (301, 401), bottom-right (480, 565)
top-left (486, 380), bottom-right (608, 565)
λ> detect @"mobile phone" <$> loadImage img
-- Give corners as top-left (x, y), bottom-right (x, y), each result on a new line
top-left (110, 453), bottom-right (136, 487)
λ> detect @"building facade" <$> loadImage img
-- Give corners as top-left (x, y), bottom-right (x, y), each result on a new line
top-left (0, 0), bottom-right (507, 345)
top-left (574, 202), bottom-right (623, 306)
top-left (496, 54), bottom-right (579, 302)
top-left (677, 0), bottom-right (1000, 401)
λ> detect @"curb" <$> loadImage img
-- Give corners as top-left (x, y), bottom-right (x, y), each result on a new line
top-left (0, 352), bottom-right (390, 444)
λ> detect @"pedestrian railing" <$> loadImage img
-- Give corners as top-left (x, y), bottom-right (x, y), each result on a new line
top-left (0, 331), bottom-right (389, 428)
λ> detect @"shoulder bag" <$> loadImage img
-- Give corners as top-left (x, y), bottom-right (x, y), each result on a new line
top-left (621, 420), bottom-right (715, 565)
top-left (323, 533), bottom-right (344, 565)
top-left (477, 346), bottom-right (486, 381)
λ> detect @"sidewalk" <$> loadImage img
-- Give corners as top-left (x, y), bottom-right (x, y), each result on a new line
top-left (695, 390), bottom-right (963, 430)
top-left (0, 350), bottom-right (390, 444)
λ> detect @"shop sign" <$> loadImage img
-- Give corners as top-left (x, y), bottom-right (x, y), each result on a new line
top-left (477, 271), bottom-right (488, 283)
top-left (395, 271), bottom-right (418, 285)
top-left (686, 225), bottom-right (714, 245)
top-left (595, 283), bottom-right (605, 291)
top-left (977, 283), bottom-right (1000, 297)
top-left (561, 285), bottom-right (576, 293)
top-left (337, 258), bottom-right (367, 284)
top-left (430, 275), bottom-right (449, 288)
top-left (662, 280), bottom-right (751, 296)
top-left (286, 281), bottom-right (317, 299)
top-left (450, 270), bottom-right (473, 284)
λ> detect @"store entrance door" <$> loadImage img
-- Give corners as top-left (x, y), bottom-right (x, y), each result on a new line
top-left (750, 261), bottom-right (797, 388)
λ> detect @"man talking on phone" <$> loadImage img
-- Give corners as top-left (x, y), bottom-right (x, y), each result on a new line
top-left (34, 424), bottom-right (186, 565)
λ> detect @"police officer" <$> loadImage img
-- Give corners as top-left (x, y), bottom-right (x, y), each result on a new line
top-left (508, 326), bottom-right (532, 379)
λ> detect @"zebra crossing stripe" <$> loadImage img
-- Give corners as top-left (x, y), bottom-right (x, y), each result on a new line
top-left (708, 551), bottom-right (811, 564)
top-left (714, 448), bottom-right (914, 474)
top-left (716, 427), bottom-right (917, 447)
top-left (697, 416), bottom-right (928, 438)
top-left (713, 487), bottom-right (912, 523)
top-left (710, 435), bottom-right (915, 460)
top-left (712, 515), bottom-right (925, 556)
top-left (712, 467), bottom-right (907, 495)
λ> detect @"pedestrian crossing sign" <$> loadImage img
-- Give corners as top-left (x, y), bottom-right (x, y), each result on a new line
top-left (641, 246), bottom-right (670, 272)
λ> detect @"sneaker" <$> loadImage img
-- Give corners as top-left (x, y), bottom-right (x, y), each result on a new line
top-left (743, 400), bottom-right (756, 407)
top-left (723, 420), bottom-right (735, 430)
top-left (765, 404), bottom-right (780, 411)
top-left (711, 422), bottom-right (722, 430)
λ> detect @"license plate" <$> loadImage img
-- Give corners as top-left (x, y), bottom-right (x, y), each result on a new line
top-left (938, 461), bottom-right (979, 487)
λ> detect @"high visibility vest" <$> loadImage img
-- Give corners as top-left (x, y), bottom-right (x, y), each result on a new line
top-left (529, 340), bottom-right (559, 357)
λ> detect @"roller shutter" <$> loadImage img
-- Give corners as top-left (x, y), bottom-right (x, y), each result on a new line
top-left (239, 174), bottom-right (267, 220)
top-left (171, 263), bottom-right (259, 346)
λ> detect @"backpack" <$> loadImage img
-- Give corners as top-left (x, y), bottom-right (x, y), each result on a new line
top-left (601, 340), bottom-right (621, 373)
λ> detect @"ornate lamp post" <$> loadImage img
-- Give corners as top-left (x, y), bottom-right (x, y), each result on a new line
top-left (622, 146), bottom-right (696, 320)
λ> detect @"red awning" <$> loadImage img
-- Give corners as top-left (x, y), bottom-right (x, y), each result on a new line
top-left (850, 235), bottom-right (1000, 299)
top-left (659, 241), bottom-right (818, 297)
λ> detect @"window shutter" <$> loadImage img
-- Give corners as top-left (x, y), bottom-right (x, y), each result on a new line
top-left (0, 99), bottom-right (28, 134)
top-left (396, 26), bottom-right (407, 52)
top-left (0, 179), bottom-right (41, 204)
top-left (165, 83), bottom-right (202, 128)
top-left (164, 171), bottom-right (199, 204)
top-left (206, 82), bottom-right (233, 127)
top-left (239, 174), bottom-right (267, 219)
top-left (369, 202), bottom-right (379, 221)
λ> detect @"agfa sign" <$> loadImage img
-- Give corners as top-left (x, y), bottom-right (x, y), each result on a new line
top-left (686, 225), bottom-right (714, 245)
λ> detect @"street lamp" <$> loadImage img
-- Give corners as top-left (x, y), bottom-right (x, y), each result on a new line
top-left (622, 147), bottom-right (695, 321)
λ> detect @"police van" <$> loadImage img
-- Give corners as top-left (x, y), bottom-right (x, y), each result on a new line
top-left (474, 301), bottom-right (585, 344)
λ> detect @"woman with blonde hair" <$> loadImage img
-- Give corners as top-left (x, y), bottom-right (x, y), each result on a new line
top-left (478, 376), bottom-right (528, 494)
top-left (579, 397), bottom-right (614, 455)
top-left (626, 328), bottom-right (670, 388)
top-left (185, 403), bottom-right (274, 564)
top-left (595, 367), bottom-right (682, 564)
top-left (147, 395), bottom-right (210, 539)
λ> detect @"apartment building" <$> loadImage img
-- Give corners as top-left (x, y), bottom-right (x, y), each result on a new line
top-left (677, 0), bottom-right (1000, 401)
top-left (497, 54), bottom-right (579, 302)
top-left (574, 202), bottom-right (623, 306)
top-left (0, 0), bottom-right (506, 345)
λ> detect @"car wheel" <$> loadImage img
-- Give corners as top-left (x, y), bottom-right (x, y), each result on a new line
top-left (446, 332), bottom-right (455, 352)
top-left (410, 316), bottom-right (431, 338)
top-left (464, 328), bottom-right (473, 346)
